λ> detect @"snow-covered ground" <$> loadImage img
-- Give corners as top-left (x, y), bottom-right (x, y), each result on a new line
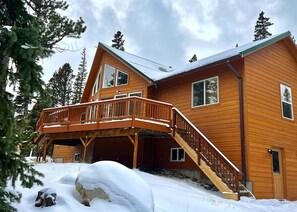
top-left (10, 162), bottom-right (297, 212)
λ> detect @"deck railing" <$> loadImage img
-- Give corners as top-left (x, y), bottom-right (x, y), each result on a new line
top-left (172, 107), bottom-right (241, 193)
top-left (36, 97), bottom-right (172, 133)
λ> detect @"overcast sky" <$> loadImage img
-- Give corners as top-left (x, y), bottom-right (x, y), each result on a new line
top-left (40, 0), bottom-right (297, 82)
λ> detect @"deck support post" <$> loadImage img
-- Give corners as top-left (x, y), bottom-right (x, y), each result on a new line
top-left (133, 133), bottom-right (139, 169)
top-left (42, 139), bottom-right (53, 161)
top-left (80, 136), bottom-right (96, 162)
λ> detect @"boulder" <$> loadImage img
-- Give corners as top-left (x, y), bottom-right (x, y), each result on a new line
top-left (75, 161), bottom-right (154, 212)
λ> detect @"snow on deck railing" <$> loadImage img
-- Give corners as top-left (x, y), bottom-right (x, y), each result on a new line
top-left (37, 97), bottom-right (173, 132)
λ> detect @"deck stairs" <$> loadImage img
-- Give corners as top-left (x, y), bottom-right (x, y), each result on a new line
top-left (171, 107), bottom-right (254, 200)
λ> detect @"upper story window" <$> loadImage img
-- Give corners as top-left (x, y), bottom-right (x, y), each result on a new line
top-left (103, 64), bottom-right (115, 88)
top-left (116, 70), bottom-right (128, 86)
top-left (102, 64), bottom-right (129, 88)
top-left (192, 76), bottom-right (218, 107)
top-left (280, 84), bottom-right (294, 120)
top-left (92, 67), bottom-right (102, 95)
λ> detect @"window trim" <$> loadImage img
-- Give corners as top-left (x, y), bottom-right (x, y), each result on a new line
top-left (170, 147), bottom-right (185, 162)
top-left (114, 94), bottom-right (127, 99)
top-left (280, 83), bottom-right (294, 120)
top-left (192, 76), bottom-right (219, 108)
top-left (128, 91), bottom-right (142, 97)
top-left (116, 70), bottom-right (129, 86)
top-left (92, 67), bottom-right (102, 95)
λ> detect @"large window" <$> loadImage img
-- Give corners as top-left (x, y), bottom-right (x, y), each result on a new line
top-left (116, 70), bottom-right (128, 86)
top-left (102, 64), bottom-right (129, 88)
top-left (192, 76), bottom-right (218, 107)
top-left (280, 84), bottom-right (293, 120)
top-left (103, 64), bottom-right (115, 88)
top-left (92, 67), bottom-right (102, 95)
top-left (170, 148), bottom-right (185, 162)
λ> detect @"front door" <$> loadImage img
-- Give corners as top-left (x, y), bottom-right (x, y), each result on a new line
top-left (271, 148), bottom-right (285, 199)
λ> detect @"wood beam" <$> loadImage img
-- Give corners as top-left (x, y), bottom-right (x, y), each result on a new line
top-left (127, 135), bottom-right (134, 145)
top-left (42, 138), bottom-right (54, 161)
top-left (81, 135), bottom-right (96, 162)
top-left (133, 133), bottom-right (139, 169)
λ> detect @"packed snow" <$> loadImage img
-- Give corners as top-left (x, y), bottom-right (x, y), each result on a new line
top-left (9, 161), bottom-right (297, 212)
top-left (76, 161), bottom-right (154, 211)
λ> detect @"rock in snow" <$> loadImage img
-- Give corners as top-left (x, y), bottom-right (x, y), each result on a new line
top-left (75, 161), bottom-right (154, 212)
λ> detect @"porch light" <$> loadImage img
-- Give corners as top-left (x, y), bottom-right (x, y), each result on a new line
top-left (267, 149), bottom-right (272, 154)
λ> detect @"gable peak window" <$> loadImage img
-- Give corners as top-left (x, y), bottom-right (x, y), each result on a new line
top-left (280, 84), bottom-right (293, 120)
top-left (192, 76), bottom-right (218, 107)
top-left (116, 70), bottom-right (128, 86)
top-left (103, 64), bottom-right (116, 88)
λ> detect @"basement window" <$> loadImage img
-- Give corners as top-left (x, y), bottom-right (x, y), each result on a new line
top-left (170, 148), bottom-right (185, 162)
top-left (280, 84), bottom-right (294, 120)
top-left (74, 153), bottom-right (81, 162)
top-left (192, 76), bottom-right (218, 107)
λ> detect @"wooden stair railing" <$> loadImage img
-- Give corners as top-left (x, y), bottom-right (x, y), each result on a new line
top-left (172, 107), bottom-right (242, 195)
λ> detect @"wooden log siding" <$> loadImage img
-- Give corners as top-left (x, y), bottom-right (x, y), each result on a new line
top-left (172, 108), bottom-right (241, 193)
top-left (37, 97), bottom-right (172, 134)
top-left (244, 41), bottom-right (297, 200)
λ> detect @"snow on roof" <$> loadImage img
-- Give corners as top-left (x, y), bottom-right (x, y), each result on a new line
top-left (100, 43), bottom-right (174, 81)
top-left (100, 32), bottom-right (290, 82)
top-left (162, 32), bottom-right (290, 80)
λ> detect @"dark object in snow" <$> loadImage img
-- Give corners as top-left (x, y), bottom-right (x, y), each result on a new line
top-left (35, 188), bottom-right (57, 207)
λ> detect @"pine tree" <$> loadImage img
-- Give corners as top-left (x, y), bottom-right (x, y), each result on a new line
top-left (112, 31), bottom-right (125, 51)
top-left (48, 63), bottom-right (75, 106)
top-left (189, 54), bottom-right (197, 63)
top-left (0, 1), bottom-right (86, 210)
top-left (253, 11), bottom-right (274, 41)
top-left (72, 48), bottom-right (87, 104)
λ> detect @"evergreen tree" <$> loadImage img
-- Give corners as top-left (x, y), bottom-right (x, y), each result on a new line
top-left (112, 31), bottom-right (125, 51)
top-left (72, 48), bottom-right (87, 104)
top-left (253, 11), bottom-right (274, 41)
top-left (189, 54), bottom-right (197, 63)
top-left (48, 63), bottom-right (75, 106)
top-left (0, 1), bottom-right (86, 210)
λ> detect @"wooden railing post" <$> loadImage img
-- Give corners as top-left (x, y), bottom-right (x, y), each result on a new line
top-left (172, 109), bottom-right (176, 137)
top-left (131, 97), bottom-right (136, 126)
top-left (198, 137), bottom-right (201, 166)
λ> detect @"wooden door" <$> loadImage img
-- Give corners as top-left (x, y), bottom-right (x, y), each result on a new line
top-left (271, 148), bottom-right (285, 199)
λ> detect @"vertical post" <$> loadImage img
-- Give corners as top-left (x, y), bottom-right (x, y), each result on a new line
top-left (67, 107), bottom-right (70, 132)
top-left (172, 109), bottom-right (176, 137)
top-left (42, 140), bottom-right (47, 161)
top-left (83, 144), bottom-right (87, 162)
top-left (133, 133), bottom-right (139, 169)
top-left (131, 98), bottom-right (136, 126)
top-left (198, 137), bottom-right (201, 166)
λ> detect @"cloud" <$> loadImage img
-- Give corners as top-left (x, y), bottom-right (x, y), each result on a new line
top-left (40, 0), bottom-right (297, 83)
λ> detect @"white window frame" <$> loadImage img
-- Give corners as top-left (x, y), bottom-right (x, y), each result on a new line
top-left (192, 76), bottom-right (219, 108)
top-left (102, 64), bottom-right (116, 88)
top-left (114, 94), bottom-right (127, 99)
top-left (74, 153), bottom-right (81, 162)
top-left (170, 148), bottom-right (185, 162)
top-left (92, 67), bottom-right (102, 95)
top-left (128, 91), bottom-right (142, 97)
top-left (116, 70), bottom-right (129, 86)
top-left (280, 84), bottom-right (294, 120)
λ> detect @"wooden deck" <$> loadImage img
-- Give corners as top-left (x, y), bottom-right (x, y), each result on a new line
top-left (36, 97), bottom-right (172, 135)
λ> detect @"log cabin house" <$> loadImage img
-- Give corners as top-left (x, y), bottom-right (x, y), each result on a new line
top-left (35, 31), bottom-right (297, 200)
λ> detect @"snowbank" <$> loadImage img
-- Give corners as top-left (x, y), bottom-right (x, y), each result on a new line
top-left (76, 161), bottom-right (154, 212)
